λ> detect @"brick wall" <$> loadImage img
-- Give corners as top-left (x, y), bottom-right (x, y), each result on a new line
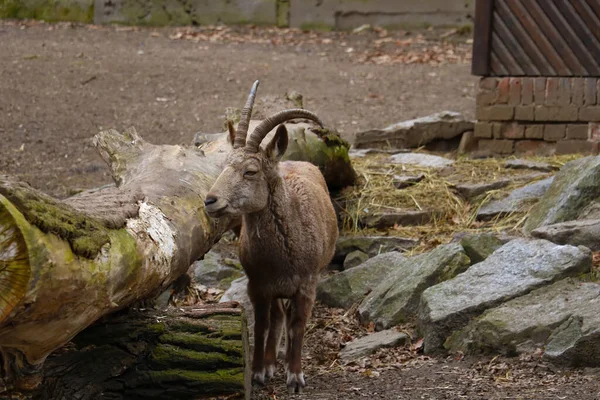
top-left (475, 77), bottom-right (600, 156)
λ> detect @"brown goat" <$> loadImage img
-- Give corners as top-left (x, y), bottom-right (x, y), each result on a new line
top-left (204, 81), bottom-right (338, 393)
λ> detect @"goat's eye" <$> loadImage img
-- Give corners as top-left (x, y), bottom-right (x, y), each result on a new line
top-left (244, 170), bottom-right (258, 177)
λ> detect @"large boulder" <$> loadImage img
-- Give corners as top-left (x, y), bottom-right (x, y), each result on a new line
top-left (358, 244), bottom-right (470, 330)
top-left (190, 250), bottom-right (244, 290)
top-left (353, 111), bottom-right (473, 150)
top-left (525, 156), bottom-right (600, 233)
top-left (477, 177), bottom-right (554, 221)
top-left (418, 239), bottom-right (591, 353)
top-left (531, 219), bottom-right (600, 251)
top-left (317, 252), bottom-right (406, 309)
top-left (333, 235), bottom-right (417, 264)
top-left (445, 279), bottom-right (600, 367)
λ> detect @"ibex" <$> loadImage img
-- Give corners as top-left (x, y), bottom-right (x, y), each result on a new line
top-left (204, 81), bottom-right (338, 393)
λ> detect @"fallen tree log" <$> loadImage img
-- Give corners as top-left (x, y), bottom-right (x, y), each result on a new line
top-left (34, 303), bottom-right (250, 400)
top-left (0, 123), bottom-right (354, 393)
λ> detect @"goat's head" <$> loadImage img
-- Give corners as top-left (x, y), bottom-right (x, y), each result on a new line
top-left (204, 80), bottom-right (323, 217)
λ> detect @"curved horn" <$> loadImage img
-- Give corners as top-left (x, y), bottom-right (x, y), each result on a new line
top-left (246, 109), bottom-right (324, 152)
top-left (234, 80), bottom-right (260, 149)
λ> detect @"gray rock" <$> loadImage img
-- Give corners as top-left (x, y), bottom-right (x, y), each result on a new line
top-left (361, 210), bottom-right (437, 229)
top-left (459, 233), bottom-right (504, 264)
top-left (340, 329), bottom-right (409, 362)
top-left (457, 130), bottom-right (478, 155)
top-left (389, 152), bottom-right (454, 168)
top-left (334, 235), bottom-right (417, 263)
top-left (191, 250), bottom-right (244, 290)
top-left (477, 177), bottom-right (554, 221)
top-left (393, 174), bottom-right (425, 189)
top-left (445, 279), bottom-right (600, 367)
top-left (359, 244), bottom-right (470, 330)
top-left (349, 148), bottom-right (410, 158)
top-left (354, 111), bottom-right (473, 150)
top-left (531, 219), bottom-right (600, 251)
top-left (454, 180), bottom-right (511, 200)
top-left (343, 250), bottom-right (370, 270)
top-left (418, 239), bottom-right (592, 353)
top-left (525, 156), bottom-right (600, 233)
top-left (505, 159), bottom-right (557, 172)
top-left (317, 252), bottom-right (406, 309)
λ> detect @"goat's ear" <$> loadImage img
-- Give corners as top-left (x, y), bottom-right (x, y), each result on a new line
top-left (266, 124), bottom-right (288, 160)
top-left (227, 120), bottom-right (236, 146)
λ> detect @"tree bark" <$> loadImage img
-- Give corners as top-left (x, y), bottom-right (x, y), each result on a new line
top-left (0, 127), bottom-right (238, 392)
top-left (34, 303), bottom-right (250, 400)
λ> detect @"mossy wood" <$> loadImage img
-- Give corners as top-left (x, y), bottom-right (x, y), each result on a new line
top-left (0, 127), bottom-right (240, 393)
top-left (23, 303), bottom-right (250, 399)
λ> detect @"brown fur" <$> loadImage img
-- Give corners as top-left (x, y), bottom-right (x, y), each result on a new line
top-left (205, 124), bottom-right (338, 393)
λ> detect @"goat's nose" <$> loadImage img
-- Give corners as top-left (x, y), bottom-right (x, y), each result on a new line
top-left (204, 195), bottom-right (218, 207)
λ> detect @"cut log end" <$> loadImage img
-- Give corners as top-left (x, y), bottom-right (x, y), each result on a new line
top-left (0, 198), bottom-right (30, 324)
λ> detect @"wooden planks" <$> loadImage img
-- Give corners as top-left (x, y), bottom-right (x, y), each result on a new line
top-left (473, 0), bottom-right (600, 76)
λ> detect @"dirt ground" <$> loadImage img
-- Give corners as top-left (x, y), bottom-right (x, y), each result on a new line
top-left (1, 20), bottom-right (599, 400)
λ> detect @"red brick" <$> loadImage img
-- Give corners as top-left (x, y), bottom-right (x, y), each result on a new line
top-left (566, 124), bottom-right (589, 140)
top-left (571, 78), bottom-right (584, 106)
top-left (492, 123), bottom-right (523, 139)
top-left (492, 123), bottom-right (503, 139)
top-left (476, 105), bottom-right (514, 121)
top-left (476, 89), bottom-right (496, 106)
top-left (558, 78), bottom-right (571, 105)
top-left (534, 78), bottom-right (546, 104)
top-left (509, 78), bottom-right (521, 105)
top-left (474, 122), bottom-right (493, 138)
top-left (515, 106), bottom-right (535, 121)
top-left (525, 124), bottom-right (544, 139)
top-left (584, 78), bottom-right (597, 106)
top-left (589, 123), bottom-right (600, 142)
top-left (496, 78), bottom-right (510, 104)
top-left (544, 124), bottom-right (566, 141)
top-left (521, 78), bottom-right (534, 105)
top-left (535, 106), bottom-right (578, 121)
top-left (478, 139), bottom-right (514, 154)
top-left (514, 140), bottom-right (556, 156)
top-left (504, 123), bottom-right (525, 139)
top-left (556, 140), bottom-right (599, 155)
top-left (579, 106), bottom-right (600, 122)
top-left (545, 78), bottom-right (560, 106)
top-left (479, 77), bottom-right (499, 90)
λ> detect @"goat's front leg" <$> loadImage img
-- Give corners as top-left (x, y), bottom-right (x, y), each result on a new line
top-left (251, 296), bottom-right (271, 385)
top-left (264, 298), bottom-right (285, 380)
top-left (286, 291), bottom-right (315, 394)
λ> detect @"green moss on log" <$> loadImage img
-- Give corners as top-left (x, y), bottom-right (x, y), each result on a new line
top-left (150, 344), bottom-right (243, 369)
top-left (0, 182), bottom-right (110, 258)
top-left (159, 332), bottom-right (243, 356)
top-left (148, 367), bottom-right (245, 392)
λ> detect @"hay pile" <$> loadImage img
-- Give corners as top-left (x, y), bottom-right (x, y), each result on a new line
top-left (336, 153), bottom-right (580, 254)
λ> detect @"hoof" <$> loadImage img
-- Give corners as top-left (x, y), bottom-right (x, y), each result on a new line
top-left (286, 371), bottom-right (306, 394)
top-left (265, 363), bottom-right (276, 380)
top-left (252, 369), bottom-right (266, 386)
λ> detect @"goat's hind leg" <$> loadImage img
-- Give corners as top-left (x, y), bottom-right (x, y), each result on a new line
top-left (286, 292), bottom-right (315, 394)
top-left (264, 298), bottom-right (285, 380)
